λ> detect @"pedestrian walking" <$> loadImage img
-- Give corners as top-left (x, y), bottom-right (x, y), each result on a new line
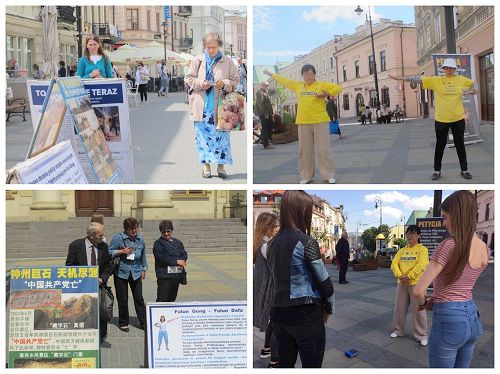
top-left (135, 62), bottom-right (150, 103)
top-left (390, 225), bottom-right (429, 345)
top-left (153, 220), bottom-right (188, 302)
top-left (359, 104), bottom-right (366, 125)
top-left (236, 56), bottom-right (247, 96)
top-left (185, 32), bottom-right (239, 179)
top-left (108, 217), bottom-right (148, 332)
top-left (267, 190), bottom-right (335, 368)
top-left (389, 58), bottom-right (477, 180)
top-left (253, 212), bottom-right (280, 368)
top-left (263, 65), bottom-right (342, 184)
top-left (414, 190), bottom-right (489, 368)
top-left (326, 96), bottom-right (343, 139)
top-left (158, 61), bottom-right (170, 97)
top-left (32, 64), bottom-right (43, 79)
top-left (394, 104), bottom-right (403, 123)
top-left (255, 81), bottom-right (275, 149)
top-left (76, 35), bottom-right (113, 79)
top-left (58, 61), bottom-right (67, 77)
top-left (335, 231), bottom-right (350, 284)
top-left (366, 106), bottom-right (373, 124)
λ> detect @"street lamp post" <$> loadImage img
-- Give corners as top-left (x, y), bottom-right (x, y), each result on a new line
top-left (400, 215), bottom-right (406, 238)
top-left (374, 196), bottom-right (382, 228)
top-left (355, 5), bottom-right (380, 109)
top-left (162, 22), bottom-right (167, 62)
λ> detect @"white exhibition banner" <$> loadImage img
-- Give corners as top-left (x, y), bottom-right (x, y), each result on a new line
top-left (8, 141), bottom-right (88, 184)
top-left (146, 301), bottom-right (247, 369)
top-left (27, 78), bottom-right (135, 182)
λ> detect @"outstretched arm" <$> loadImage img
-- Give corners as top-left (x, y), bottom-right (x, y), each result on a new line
top-left (388, 74), bottom-right (422, 84)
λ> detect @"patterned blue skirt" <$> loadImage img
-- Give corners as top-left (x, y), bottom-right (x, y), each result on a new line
top-left (194, 108), bottom-right (233, 165)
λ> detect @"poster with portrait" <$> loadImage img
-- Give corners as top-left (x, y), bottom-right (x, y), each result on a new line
top-left (8, 266), bottom-right (100, 368)
top-left (146, 301), bottom-right (247, 369)
top-left (26, 78), bottom-right (134, 182)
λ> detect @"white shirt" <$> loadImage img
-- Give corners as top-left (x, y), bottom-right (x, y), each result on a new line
top-left (90, 55), bottom-right (102, 64)
top-left (135, 67), bottom-right (150, 85)
top-left (85, 238), bottom-right (97, 266)
top-left (158, 321), bottom-right (167, 331)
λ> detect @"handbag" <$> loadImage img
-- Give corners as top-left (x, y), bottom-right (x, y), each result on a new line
top-left (180, 268), bottom-right (187, 285)
top-left (216, 90), bottom-right (246, 131)
top-left (99, 285), bottom-right (114, 322)
top-left (109, 255), bottom-right (121, 275)
top-left (329, 120), bottom-right (340, 135)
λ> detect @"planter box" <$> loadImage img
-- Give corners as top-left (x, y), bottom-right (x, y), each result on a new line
top-left (377, 255), bottom-right (392, 268)
top-left (272, 123), bottom-right (298, 144)
top-left (352, 259), bottom-right (379, 271)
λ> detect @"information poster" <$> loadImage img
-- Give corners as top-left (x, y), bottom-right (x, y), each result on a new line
top-left (416, 217), bottom-right (449, 257)
top-left (146, 301), bottom-right (247, 369)
top-left (27, 78), bottom-right (134, 182)
top-left (432, 54), bottom-right (483, 146)
top-left (8, 266), bottom-right (100, 368)
top-left (8, 141), bottom-right (88, 184)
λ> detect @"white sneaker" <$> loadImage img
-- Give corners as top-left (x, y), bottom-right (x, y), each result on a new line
top-left (328, 178), bottom-right (336, 184)
top-left (390, 332), bottom-right (399, 338)
top-left (299, 179), bottom-right (311, 184)
top-left (420, 339), bottom-right (428, 346)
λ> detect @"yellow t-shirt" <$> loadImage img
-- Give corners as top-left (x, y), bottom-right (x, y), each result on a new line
top-left (272, 73), bottom-right (342, 124)
top-left (390, 243), bottom-right (429, 285)
top-left (422, 75), bottom-right (474, 123)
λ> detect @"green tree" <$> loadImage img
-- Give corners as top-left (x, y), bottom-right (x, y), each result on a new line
top-left (272, 83), bottom-right (288, 110)
top-left (311, 227), bottom-right (328, 248)
top-left (393, 238), bottom-right (408, 249)
top-left (361, 227), bottom-right (378, 252)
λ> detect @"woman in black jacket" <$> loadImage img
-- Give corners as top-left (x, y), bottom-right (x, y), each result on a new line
top-left (268, 190), bottom-right (335, 368)
top-left (153, 220), bottom-right (188, 302)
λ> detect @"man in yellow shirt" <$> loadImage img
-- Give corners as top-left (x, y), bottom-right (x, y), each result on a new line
top-left (390, 225), bottom-right (429, 346)
top-left (263, 65), bottom-right (342, 184)
top-left (389, 58), bottom-right (477, 180)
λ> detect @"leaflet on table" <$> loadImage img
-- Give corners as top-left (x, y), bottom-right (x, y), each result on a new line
top-left (146, 301), bottom-right (247, 369)
top-left (7, 141), bottom-right (88, 184)
top-left (26, 78), bottom-right (134, 182)
top-left (8, 266), bottom-right (100, 368)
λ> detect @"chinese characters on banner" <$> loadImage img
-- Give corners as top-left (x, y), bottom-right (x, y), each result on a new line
top-left (8, 266), bottom-right (100, 368)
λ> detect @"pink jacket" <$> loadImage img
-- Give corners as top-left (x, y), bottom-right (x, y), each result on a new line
top-left (185, 54), bottom-right (239, 122)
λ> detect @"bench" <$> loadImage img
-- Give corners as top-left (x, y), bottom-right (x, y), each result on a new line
top-left (6, 98), bottom-right (27, 121)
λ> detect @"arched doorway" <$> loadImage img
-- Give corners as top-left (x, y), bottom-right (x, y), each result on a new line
top-left (355, 93), bottom-right (364, 116)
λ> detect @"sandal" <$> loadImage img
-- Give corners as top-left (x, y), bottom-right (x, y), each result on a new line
top-left (431, 172), bottom-right (441, 180)
top-left (202, 170), bottom-right (211, 178)
top-left (461, 171), bottom-right (472, 180)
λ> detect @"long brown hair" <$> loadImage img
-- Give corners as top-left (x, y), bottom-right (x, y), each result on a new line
top-left (253, 212), bottom-right (278, 264)
top-left (279, 190), bottom-right (313, 236)
top-left (440, 190), bottom-right (477, 286)
top-left (84, 34), bottom-right (108, 63)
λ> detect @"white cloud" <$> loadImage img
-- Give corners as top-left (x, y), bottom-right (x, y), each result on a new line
top-left (364, 206), bottom-right (403, 220)
top-left (363, 191), bottom-right (410, 204)
top-left (254, 6), bottom-right (274, 32)
top-left (302, 6), bottom-right (384, 25)
top-left (404, 195), bottom-right (434, 211)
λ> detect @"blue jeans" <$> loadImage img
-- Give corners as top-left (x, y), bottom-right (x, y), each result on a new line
top-left (158, 330), bottom-right (168, 348)
top-left (429, 300), bottom-right (483, 368)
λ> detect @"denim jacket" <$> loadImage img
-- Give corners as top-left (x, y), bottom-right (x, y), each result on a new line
top-left (108, 232), bottom-right (148, 281)
top-left (268, 228), bottom-right (335, 314)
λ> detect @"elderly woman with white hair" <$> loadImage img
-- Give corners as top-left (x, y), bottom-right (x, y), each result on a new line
top-left (185, 32), bottom-right (239, 179)
top-left (389, 58), bottom-right (477, 181)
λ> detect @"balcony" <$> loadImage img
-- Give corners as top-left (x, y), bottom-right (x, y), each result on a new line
top-left (455, 6), bottom-right (494, 41)
top-left (177, 6), bottom-right (192, 17)
top-left (92, 23), bottom-right (120, 44)
top-left (179, 37), bottom-right (193, 48)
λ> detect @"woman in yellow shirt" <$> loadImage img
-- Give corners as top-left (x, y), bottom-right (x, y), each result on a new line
top-left (263, 65), bottom-right (342, 184)
top-left (390, 225), bottom-right (429, 346)
top-left (389, 58), bottom-right (476, 180)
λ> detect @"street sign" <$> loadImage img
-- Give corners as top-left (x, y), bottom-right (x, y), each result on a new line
top-left (154, 33), bottom-right (162, 40)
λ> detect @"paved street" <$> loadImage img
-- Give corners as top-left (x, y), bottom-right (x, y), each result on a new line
top-left (254, 118), bottom-right (494, 184)
top-left (6, 252), bottom-right (247, 368)
top-left (6, 91), bottom-right (246, 184)
top-left (253, 263), bottom-right (494, 368)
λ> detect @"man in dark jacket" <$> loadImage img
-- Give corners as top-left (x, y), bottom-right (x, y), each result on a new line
top-left (335, 231), bottom-right (350, 284)
top-left (66, 222), bottom-right (112, 343)
top-left (255, 81), bottom-right (275, 149)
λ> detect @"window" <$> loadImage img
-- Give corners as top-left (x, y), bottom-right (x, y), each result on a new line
top-left (368, 55), bottom-right (375, 75)
top-left (369, 89), bottom-right (377, 108)
top-left (381, 88), bottom-right (390, 107)
top-left (343, 93), bottom-right (349, 110)
top-left (174, 21), bottom-right (178, 39)
top-left (156, 13), bottom-right (160, 32)
top-left (485, 202), bottom-right (490, 221)
top-left (147, 11), bottom-right (151, 30)
top-left (126, 9), bottom-right (139, 30)
top-left (275, 196), bottom-right (282, 204)
top-left (260, 196), bottom-right (268, 203)
top-left (435, 14), bottom-right (441, 42)
top-left (380, 51), bottom-right (386, 72)
top-left (355, 60), bottom-right (360, 78)
top-left (330, 57), bottom-right (334, 70)
top-left (6, 36), bottom-right (33, 75)
top-left (342, 65), bottom-right (347, 81)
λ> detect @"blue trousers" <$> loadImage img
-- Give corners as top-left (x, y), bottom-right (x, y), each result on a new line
top-left (158, 330), bottom-right (168, 348)
top-left (429, 300), bottom-right (483, 368)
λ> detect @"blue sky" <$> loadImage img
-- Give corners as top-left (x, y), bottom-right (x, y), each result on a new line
top-left (306, 190), bottom-right (454, 233)
top-left (254, 6), bottom-right (415, 65)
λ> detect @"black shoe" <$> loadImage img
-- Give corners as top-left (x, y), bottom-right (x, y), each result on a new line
top-left (431, 171), bottom-right (441, 180)
top-left (268, 362), bottom-right (278, 368)
top-left (260, 347), bottom-right (271, 358)
top-left (119, 325), bottom-right (129, 332)
top-left (339, 281), bottom-right (349, 284)
top-left (461, 171), bottom-right (472, 180)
